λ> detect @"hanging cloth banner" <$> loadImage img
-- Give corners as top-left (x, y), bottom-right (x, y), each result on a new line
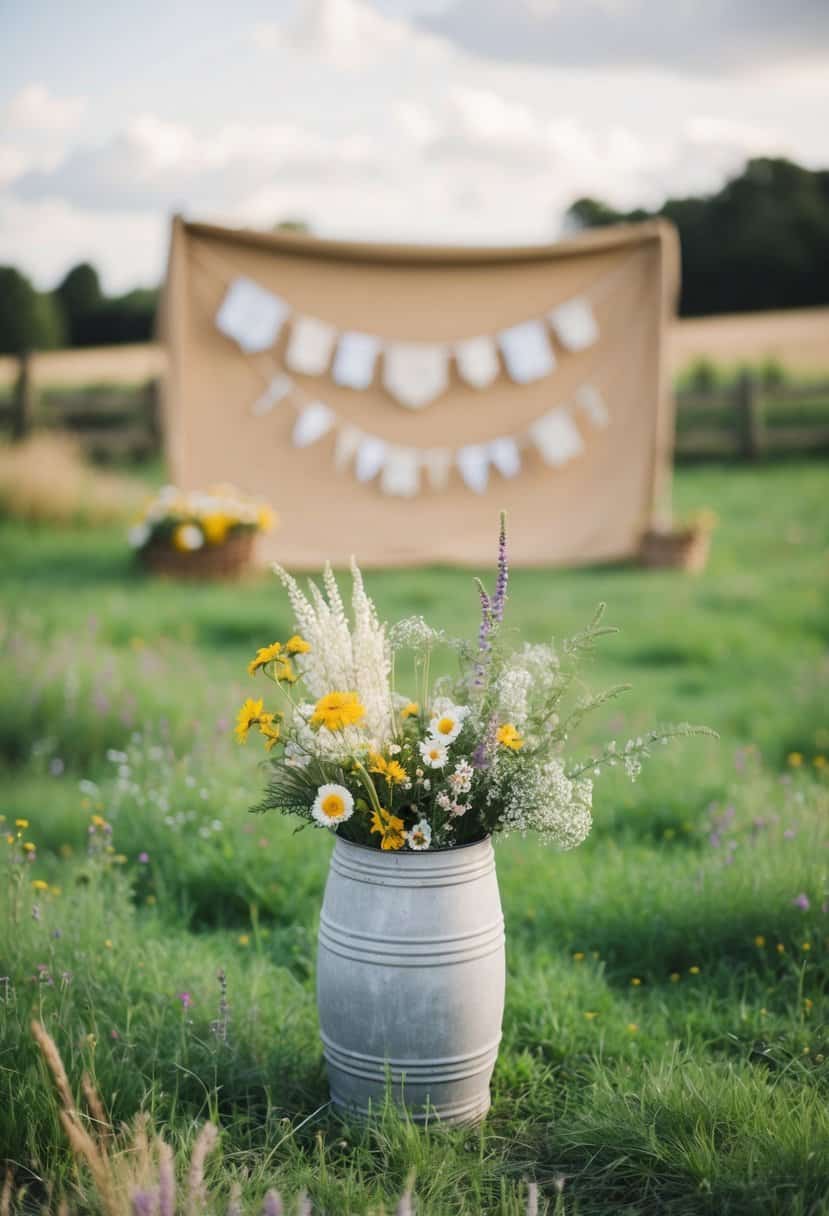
top-left (332, 332), bottom-right (381, 390)
top-left (423, 447), bottom-right (453, 491)
top-left (216, 277), bottom-right (289, 354)
top-left (529, 408), bottom-right (585, 467)
top-left (334, 424), bottom-right (363, 471)
top-left (382, 342), bottom-right (449, 410)
top-left (549, 297), bottom-right (599, 352)
top-left (576, 384), bottom-right (610, 428)
top-left (454, 335), bottom-right (501, 390)
top-left (354, 435), bottom-right (388, 483)
top-left (498, 320), bottom-right (556, 385)
top-left (488, 435), bottom-right (521, 479)
top-left (381, 447), bottom-right (420, 497)
top-left (456, 444), bottom-right (490, 494)
top-left (285, 315), bottom-right (337, 376)
top-left (251, 372), bottom-right (293, 416)
top-left (292, 401), bottom-right (335, 447)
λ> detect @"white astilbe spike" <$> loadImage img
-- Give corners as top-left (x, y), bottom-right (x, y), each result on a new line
top-left (323, 562), bottom-right (348, 625)
top-left (307, 578), bottom-right (354, 691)
top-left (350, 556), bottom-right (394, 743)
top-left (272, 564), bottom-right (332, 696)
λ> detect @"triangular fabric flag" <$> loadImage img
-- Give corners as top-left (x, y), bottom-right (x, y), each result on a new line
top-left (354, 435), bottom-right (387, 483)
top-left (488, 436), bottom-right (521, 479)
top-left (334, 424), bottom-right (362, 472)
top-left (549, 297), bottom-right (599, 352)
top-left (382, 342), bottom-right (449, 409)
top-left (576, 383), bottom-right (610, 428)
top-left (456, 444), bottom-right (490, 494)
top-left (529, 408), bottom-right (584, 467)
top-left (498, 320), bottom-right (556, 384)
top-left (216, 277), bottom-right (289, 354)
top-left (332, 332), bottom-right (381, 390)
top-left (285, 315), bottom-right (337, 376)
top-left (381, 447), bottom-right (420, 497)
top-left (251, 373), bottom-right (293, 416)
top-left (454, 335), bottom-right (501, 390)
top-left (422, 448), bottom-right (453, 491)
top-left (292, 401), bottom-right (335, 448)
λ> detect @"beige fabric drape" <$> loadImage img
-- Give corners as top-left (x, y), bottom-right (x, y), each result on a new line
top-left (161, 217), bottom-right (680, 569)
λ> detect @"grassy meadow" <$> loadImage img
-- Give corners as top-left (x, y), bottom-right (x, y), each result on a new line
top-left (1, 458), bottom-right (828, 1214)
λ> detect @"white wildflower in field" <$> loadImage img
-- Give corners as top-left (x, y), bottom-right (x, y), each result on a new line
top-left (496, 664), bottom-right (533, 728)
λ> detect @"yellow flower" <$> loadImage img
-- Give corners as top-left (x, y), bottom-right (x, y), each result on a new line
top-left (31, 879), bottom-right (48, 891)
top-left (15, 818), bottom-right (29, 829)
top-left (368, 752), bottom-right (407, 786)
top-left (813, 755), bottom-right (826, 769)
top-left (259, 717), bottom-right (281, 752)
top-left (4, 835), bottom-right (13, 845)
top-left (776, 943), bottom-right (785, 954)
top-left (630, 977), bottom-right (642, 987)
top-left (689, 965), bottom-right (701, 975)
top-left (787, 752), bottom-right (803, 767)
top-left (401, 702), bottom-right (419, 720)
top-left (238, 934), bottom-right (250, 946)
top-left (91, 814), bottom-right (106, 828)
top-left (235, 698), bottom-right (266, 743)
top-left (202, 513), bottom-right (230, 545)
top-left (172, 523), bottom-right (204, 552)
top-left (583, 1011), bottom-right (598, 1020)
top-left (104, 939), bottom-right (113, 949)
top-left (669, 972), bottom-right (680, 983)
top-left (310, 692), bottom-right (366, 732)
top-left (274, 658), bottom-right (298, 684)
top-left (802, 942), bottom-right (811, 951)
top-left (248, 642), bottom-right (283, 676)
top-left (22, 842), bottom-right (35, 853)
top-left (496, 723), bottom-right (524, 751)
top-left (572, 952), bottom-right (585, 962)
top-left (370, 808), bottom-right (406, 851)
top-left (285, 634), bottom-right (310, 655)
top-left (805, 998), bottom-right (814, 1012)
top-left (754, 935), bottom-right (766, 948)
top-left (257, 504), bottom-right (276, 533)
top-left (627, 1023), bottom-right (639, 1034)
top-left (49, 886), bottom-right (61, 896)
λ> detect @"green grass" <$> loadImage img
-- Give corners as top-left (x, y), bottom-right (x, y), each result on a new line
top-left (1, 460), bottom-right (828, 1213)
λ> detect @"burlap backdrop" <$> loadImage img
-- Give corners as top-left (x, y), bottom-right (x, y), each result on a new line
top-left (161, 218), bottom-right (679, 568)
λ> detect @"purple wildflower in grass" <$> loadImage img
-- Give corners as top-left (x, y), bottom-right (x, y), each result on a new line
top-left (261, 1192), bottom-right (284, 1216)
top-left (177, 991), bottom-right (192, 1010)
top-left (793, 893), bottom-right (810, 910)
top-left (784, 828), bottom-right (797, 840)
top-left (49, 757), bottom-right (65, 776)
top-left (492, 511), bottom-right (509, 624)
top-left (138, 852), bottom-right (149, 864)
top-left (474, 581), bottom-right (493, 687)
top-left (131, 1191), bottom-right (156, 1216)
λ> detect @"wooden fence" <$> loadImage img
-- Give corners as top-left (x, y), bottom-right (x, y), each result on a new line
top-left (0, 354), bottom-right (827, 463)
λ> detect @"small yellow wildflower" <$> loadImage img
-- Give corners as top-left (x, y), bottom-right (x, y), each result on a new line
top-left (627, 1023), bottom-right (639, 1034)
top-left (802, 942), bottom-right (811, 951)
top-left (259, 718), bottom-right (281, 752)
top-left (496, 723), bottom-right (524, 751)
top-left (31, 879), bottom-right (48, 891)
top-left (760, 1008), bottom-right (767, 1016)
top-left (670, 972), bottom-right (680, 983)
top-left (630, 977), bottom-right (642, 987)
top-left (285, 634), bottom-right (311, 655)
top-left (235, 698), bottom-right (266, 743)
top-left (401, 702), bottom-right (419, 720)
top-left (238, 934), bottom-right (250, 946)
top-left (368, 752), bottom-right (407, 786)
top-left (583, 1011), bottom-right (598, 1020)
top-left (776, 943), bottom-right (785, 954)
top-left (15, 818), bottom-right (29, 829)
top-left (257, 504), bottom-right (276, 532)
top-left (104, 939), bottom-right (113, 949)
top-left (689, 965), bottom-right (701, 975)
top-left (804, 998), bottom-right (814, 1012)
top-left (310, 692), bottom-right (366, 732)
top-left (91, 814), bottom-right (106, 828)
top-left (146, 895), bottom-right (157, 905)
top-left (248, 642), bottom-right (283, 676)
top-left (49, 886), bottom-right (61, 896)
top-left (754, 935), bottom-right (766, 948)
top-left (22, 842), bottom-right (35, 853)
top-left (201, 513), bottom-right (230, 545)
top-left (572, 952), bottom-right (585, 962)
top-left (5, 835), bottom-right (13, 845)
top-left (814, 755), bottom-right (826, 769)
top-left (114, 854), bottom-right (128, 864)
top-left (787, 752), bottom-right (803, 767)
top-left (803, 1046), bottom-right (811, 1055)
top-left (369, 807), bottom-right (406, 851)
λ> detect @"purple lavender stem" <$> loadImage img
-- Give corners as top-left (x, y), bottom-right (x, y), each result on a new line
top-left (492, 512), bottom-right (509, 624)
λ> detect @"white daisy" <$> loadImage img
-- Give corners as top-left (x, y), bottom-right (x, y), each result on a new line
top-left (311, 783), bottom-right (354, 828)
top-left (127, 523), bottom-right (151, 549)
top-left (407, 819), bottom-right (432, 850)
top-left (177, 524), bottom-right (204, 551)
top-left (428, 701), bottom-right (469, 745)
top-left (419, 739), bottom-right (448, 769)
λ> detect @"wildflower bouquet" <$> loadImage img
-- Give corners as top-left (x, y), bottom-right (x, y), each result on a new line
top-left (238, 516), bottom-right (712, 852)
top-left (129, 483), bottom-right (276, 554)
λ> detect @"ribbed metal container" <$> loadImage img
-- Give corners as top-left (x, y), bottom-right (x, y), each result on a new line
top-left (317, 835), bottom-right (505, 1125)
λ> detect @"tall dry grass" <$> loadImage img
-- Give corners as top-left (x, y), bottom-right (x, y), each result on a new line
top-left (0, 435), bottom-right (146, 526)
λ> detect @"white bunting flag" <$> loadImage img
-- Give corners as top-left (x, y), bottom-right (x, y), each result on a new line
top-left (498, 320), bottom-right (556, 384)
top-left (332, 332), bottom-right (381, 390)
top-left (488, 436), bottom-right (521, 479)
top-left (354, 435), bottom-right (387, 483)
top-left (454, 335), bottom-right (500, 390)
top-left (456, 444), bottom-right (490, 495)
top-left (576, 384), bottom-right (610, 428)
top-left (529, 408), bottom-right (584, 467)
top-left (285, 315), bottom-right (337, 376)
top-left (251, 373), bottom-right (293, 416)
top-left (383, 342), bottom-right (449, 409)
top-left (423, 448), bottom-right (453, 491)
top-left (292, 401), bottom-right (335, 448)
top-left (381, 447), bottom-right (420, 497)
top-left (216, 277), bottom-right (289, 354)
top-left (549, 297), bottom-right (599, 352)
top-left (334, 424), bottom-right (362, 472)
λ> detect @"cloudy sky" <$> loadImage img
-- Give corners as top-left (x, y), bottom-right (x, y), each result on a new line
top-left (3, 0), bottom-right (828, 292)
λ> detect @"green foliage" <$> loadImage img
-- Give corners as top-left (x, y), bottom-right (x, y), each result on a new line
top-left (568, 157), bottom-right (829, 317)
top-left (1, 460), bottom-right (828, 1212)
top-left (0, 265), bottom-right (65, 354)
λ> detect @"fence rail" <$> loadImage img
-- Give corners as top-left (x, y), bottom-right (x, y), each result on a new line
top-left (0, 354), bottom-right (827, 462)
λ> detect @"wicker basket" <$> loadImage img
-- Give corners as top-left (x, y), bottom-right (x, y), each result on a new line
top-left (639, 527), bottom-right (711, 573)
top-left (140, 530), bottom-right (255, 580)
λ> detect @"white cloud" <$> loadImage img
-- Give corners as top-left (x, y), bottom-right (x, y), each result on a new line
top-left (253, 0), bottom-right (451, 68)
top-left (4, 83), bottom-right (87, 133)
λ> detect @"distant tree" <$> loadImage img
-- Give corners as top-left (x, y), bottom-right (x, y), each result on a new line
top-left (55, 262), bottom-right (103, 345)
top-left (566, 158), bottom-right (829, 316)
top-left (274, 218), bottom-right (312, 233)
top-left (0, 266), bottom-right (64, 354)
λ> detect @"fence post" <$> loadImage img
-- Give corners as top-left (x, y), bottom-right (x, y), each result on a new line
top-left (736, 371), bottom-right (764, 460)
top-left (11, 351), bottom-right (35, 441)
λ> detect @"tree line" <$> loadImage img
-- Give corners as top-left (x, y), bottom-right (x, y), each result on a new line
top-left (1, 157), bottom-right (827, 355)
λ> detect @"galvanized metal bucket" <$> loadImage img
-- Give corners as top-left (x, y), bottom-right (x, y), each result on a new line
top-left (317, 835), bottom-right (505, 1125)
